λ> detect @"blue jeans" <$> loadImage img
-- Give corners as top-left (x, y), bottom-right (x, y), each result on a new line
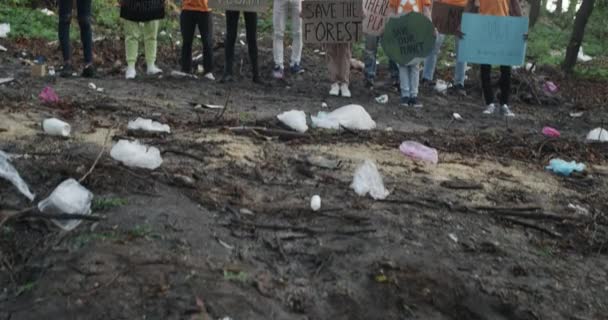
top-left (364, 34), bottom-right (399, 82)
top-left (58, 0), bottom-right (93, 64)
top-left (399, 62), bottom-right (420, 99)
top-left (422, 33), bottom-right (466, 86)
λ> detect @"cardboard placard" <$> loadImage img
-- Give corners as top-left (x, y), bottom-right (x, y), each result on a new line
top-left (208, 0), bottom-right (269, 13)
top-left (457, 13), bottom-right (528, 66)
top-left (302, 0), bottom-right (363, 43)
top-left (431, 2), bottom-right (464, 35)
top-left (363, 0), bottom-right (390, 36)
top-left (381, 12), bottom-right (435, 65)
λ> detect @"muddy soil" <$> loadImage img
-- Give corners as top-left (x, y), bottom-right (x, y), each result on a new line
top-left (1, 26), bottom-right (608, 320)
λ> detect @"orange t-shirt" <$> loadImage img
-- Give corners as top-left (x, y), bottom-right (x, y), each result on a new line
top-left (389, 0), bottom-right (432, 15)
top-left (183, 0), bottom-right (210, 12)
top-left (436, 0), bottom-right (467, 7)
top-left (478, 0), bottom-right (509, 16)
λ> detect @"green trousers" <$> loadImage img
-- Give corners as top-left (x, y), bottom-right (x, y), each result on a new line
top-left (123, 19), bottom-right (160, 67)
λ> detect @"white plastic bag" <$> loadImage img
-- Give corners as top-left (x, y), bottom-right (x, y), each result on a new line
top-left (311, 104), bottom-right (376, 130)
top-left (127, 117), bottom-right (171, 133)
top-left (586, 128), bottom-right (608, 142)
top-left (0, 151), bottom-right (35, 201)
top-left (38, 179), bottom-right (93, 231)
top-left (110, 140), bottom-right (163, 169)
top-left (277, 110), bottom-right (308, 133)
top-left (0, 24), bottom-right (10, 38)
top-left (350, 160), bottom-right (389, 200)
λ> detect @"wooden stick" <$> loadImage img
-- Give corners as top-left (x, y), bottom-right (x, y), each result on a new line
top-left (228, 126), bottom-right (310, 139)
top-left (79, 128), bottom-right (112, 183)
top-left (500, 217), bottom-right (562, 238)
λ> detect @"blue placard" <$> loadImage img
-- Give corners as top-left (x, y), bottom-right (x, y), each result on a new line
top-left (457, 13), bottom-right (529, 66)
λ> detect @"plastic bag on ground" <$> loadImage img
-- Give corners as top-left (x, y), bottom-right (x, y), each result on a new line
top-left (585, 128), bottom-right (608, 142)
top-left (546, 159), bottom-right (585, 176)
top-left (542, 126), bottom-right (560, 138)
top-left (38, 178), bottom-right (93, 231)
top-left (0, 23), bottom-right (9, 38)
top-left (110, 140), bottom-right (163, 169)
top-left (127, 117), bottom-right (171, 133)
top-left (350, 160), bottom-right (389, 200)
top-left (399, 141), bottom-right (439, 164)
top-left (39, 86), bottom-right (59, 104)
top-left (277, 110), bottom-right (308, 133)
top-left (311, 104), bottom-right (376, 130)
top-left (0, 151), bottom-right (35, 201)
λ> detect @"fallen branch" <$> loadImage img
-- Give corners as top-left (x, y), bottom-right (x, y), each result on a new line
top-left (80, 128), bottom-right (112, 183)
top-left (229, 220), bottom-right (376, 236)
top-left (21, 212), bottom-right (105, 221)
top-left (500, 216), bottom-right (562, 238)
top-left (229, 126), bottom-right (310, 140)
top-left (214, 90), bottom-right (231, 122)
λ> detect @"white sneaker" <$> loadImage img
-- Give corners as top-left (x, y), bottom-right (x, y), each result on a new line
top-left (204, 72), bottom-right (215, 81)
top-left (501, 104), bottom-right (515, 117)
top-left (340, 83), bottom-right (351, 98)
top-left (329, 83), bottom-right (340, 96)
top-left (483, 103), bottom-right (496, 115)
top-left (125, 66), bottom-right (136, 79)
top-left (146, 64), bottom-right (163, 75)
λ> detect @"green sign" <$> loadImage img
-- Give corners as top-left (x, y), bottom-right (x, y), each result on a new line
top-left (381, 12), bottom-right (435, 65)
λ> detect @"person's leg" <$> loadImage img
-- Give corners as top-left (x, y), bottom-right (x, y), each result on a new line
top-left (289, 0), bottom-right (303, 67)
top-left (244, 12), bottom-right (259, 80)
top-left (180, 11), bottom-right (197, 73)
top-left (143, 20), bottom-right (160, 70)
top-left (223, 11), bottom-right (239, 78)
top-left (363, 35), bottom-right (379, 82)
top-left (410, 63), bottom-right (420, 98)
top-left (480, 64), bottom-right (494, 105)
top-left (199, 11), bottom-right (214, 74)
top-left (58, 0), bottom-right (73, 65)
top-left (399, 65), bottom-right (411, 101)
top-left (422, 33), bottom-right (445, 82)
top-left (272, 0), bottom-right (287, 67)
top-left (339, 43), bottom-right (351, 84)
top-left (326, 44), bottom-right (339, 83)
top-left (76, 0), bottom-right (93, 65)
top-left (454, 37), bottom-right (467, 86)
top-left (124, 20), bottom-right (141, 68)
top-left (499, 65), bottom-right (511, 105)
top-left (389, 59), bottom-right (400, 84)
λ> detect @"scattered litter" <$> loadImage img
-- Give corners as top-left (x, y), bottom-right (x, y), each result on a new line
top-left (399, 141), bottom-right (439, 164)
top-left (321, 102), bottom-right (328, 108)
top-left (0, 77), bottom-right (14, 85)
top-left (434, 80), bottom-right (449, 93)
top-left (96, 88), bottom-right (104, 92)
top-left (38, 178), bottom-right (93, 231)
top-left (306, 155), bottom-right (341, 169)
top-left (542, 126), bottom-right (560, 138)
top-left (0, 23), bottom-right (10, 38)
top-left (375, 94), bottom-right (388, 104)
top-left (310, 195), bottom-right (321, 211)
top-left (350, 160), bottom-right (390, 200)
top-left (239, 40), bottom-right (246, 46)
top-left (543, 81), bottom-right (558, 94)
top-left (39, 86), bottom-right (59, 104)
top-left (577, 47), bottom-right (592, 62)
top-left (42, 118), bottom-right (71, 137)
top-left (0, 44), bottom-right (7, 52)
top-left (127, 117), bottom-right (171, 133)
top-left (110, 140), bottom-right (163, 170)
top-left (240, 208), bottom-right (254, 215)
top-left (311, 104), bottom-right (376, 130)
top-left (88, 82), bottom-right (96, 90)
top-left (0, 150), bottom-right (35, 201)
top-left (385, 127), bottom-right (393, 131)
top-left (350, 58), bottom-right (364, 70)
top-left (159, 30), bottom-right (167, 36)
top-left (525, 62), bottom-right (536, 72)
top-left (569, 111), bottom-right (584, 118)
top-left (277, 110), bottom-right (308, 133)
top-left (546, 158), bottom-right (585, 176)
top-left (48, 66), bottom-right (55, 76)
top-left (31, 64), bottom-right (47, 77)
top-left (448, 233), bottom-right (458, 243)
top-left (220, 317), bottom-right (233, 320)
top-left (319, 51), bottom-right (326, 56)
top-left (585, 128), bottom-right (608, 142)
top-left (314, 49), bottom-right (320, 53)
top-left (40, 8), bottom-right (54, 16)
top-left (217, 238), bottom-right (234, 250)
top-left (170, 70), bottom-right (197, 79)
top-left (567, 203), bottom-right (589, 216)
top-left (452, 113), bottom-right (462, 120)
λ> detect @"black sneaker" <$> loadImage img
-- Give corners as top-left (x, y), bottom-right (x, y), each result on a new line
top-left (410, 97), bottom-right (423, 108)
top-left (252, 74), bottom-right (264, 85)
top-left (82, 65), bottom-right (96, 78)
top-left (453, 84), bottom-right (467, 96)
top-left (364, 78), bottom-right (374, 89)
top-left (59, 64), bottom-right (74, 78)
top-left (220, 74), bottom-right (234, 83)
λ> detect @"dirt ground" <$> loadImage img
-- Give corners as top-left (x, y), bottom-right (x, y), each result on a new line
top-left (1, 18), bottom-right (608, 320)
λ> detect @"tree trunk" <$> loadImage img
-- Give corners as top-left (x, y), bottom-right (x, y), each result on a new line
top-left (563, 0), bottom-right (596, 73)
top-left (529, 0), bottom-right (542, 27)
top-left (555, 0), bottom-right (563, 12)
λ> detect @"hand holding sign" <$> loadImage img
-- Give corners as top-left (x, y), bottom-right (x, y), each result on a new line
top-left (381, 12), bottom-right (435, 65)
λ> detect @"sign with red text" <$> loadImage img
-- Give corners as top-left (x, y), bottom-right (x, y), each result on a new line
top-left (302, 0), bottom-right (364, 43)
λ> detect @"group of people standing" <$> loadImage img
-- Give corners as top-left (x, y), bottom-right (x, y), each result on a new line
top-left (55, 0), bottom-right (523, 116)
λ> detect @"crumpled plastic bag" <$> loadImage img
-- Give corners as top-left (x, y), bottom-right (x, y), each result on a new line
top-left (110, 140), bottom-right (163, 170)
top-left (39, 86), bottom-right (59, 104)
top-left (127, 117), bottom-right (171, 133)
top-left (350, 160), bottom-right (389, 200)
top-left (0, 150), bottom-right (35, 201)
top-left (277, 110), bottom-right (308, 133)
top-left (546, 159), bottom-right (585, 176)
top-left (0, 23), bottom-right (9, 38)
top-left (399, 141), bottom-right (439, 164)
top-left (586, 128), bottom-right (608, 142)
top-left (311, 104), bottom-right (376, 130)
top-left (38, 178), bottom-right (93, 231)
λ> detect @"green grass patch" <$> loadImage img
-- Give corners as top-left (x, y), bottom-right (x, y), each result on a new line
top-left (92, 197), bottom-right (128, 212)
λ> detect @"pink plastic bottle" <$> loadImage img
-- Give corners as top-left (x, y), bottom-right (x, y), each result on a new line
top-left (399, 141), bottom-right (439, 164)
